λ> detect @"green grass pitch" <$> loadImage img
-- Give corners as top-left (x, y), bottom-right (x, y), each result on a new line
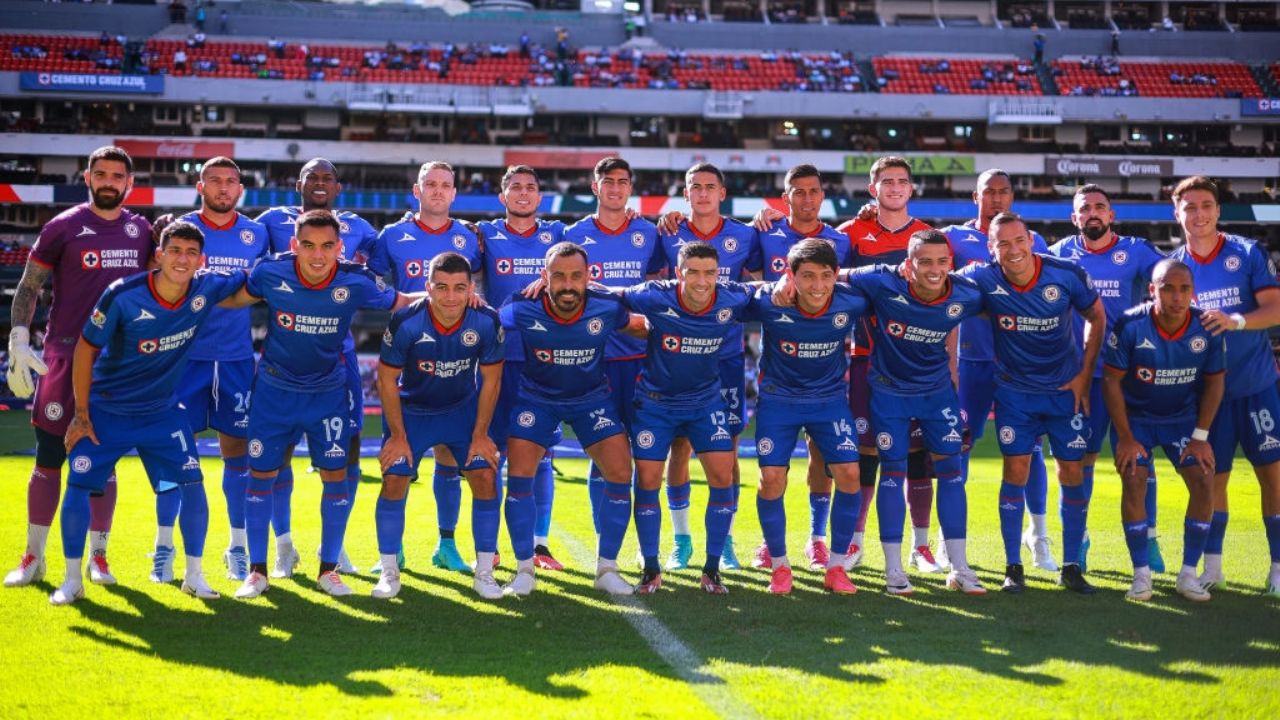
top-left (0, 409), bottom-right (1278, 718)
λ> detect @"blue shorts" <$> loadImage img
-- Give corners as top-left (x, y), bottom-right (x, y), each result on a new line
top-left (755, 395), bottom-right (860, 467)
top-left (383, 404), bottom-right (491, 477)
top-left (993, 385), bottom-right (1090, 462)
top-left (869, 386), bottom-right (964, 461)
top-left (719, 353), bottom-right (746, 438)
top-left (344, 348), bottom-right (365, 435)
top-left (1110, 418), bottom-right (1197, 469)
top-left (1210, 384), bottom-right (1280, 473)
top-left (848, 356), bottom-right (874, 448)
top-left (179, 358), bottom-right (255, 437)
top-left (67, 403), bottom-right (202, 494)
top-left (958, 358), bottom-right (995, 442)
top-left (630, 393), bottom-right (733, 461)
top-left (508, 394), bottom-right (627, 451)
top-left (491, 360), bottom-right (561, 451)
top-left (247, 381), bottom-right (349, 473)
top-left (604, 357), bottom-right (642, 432)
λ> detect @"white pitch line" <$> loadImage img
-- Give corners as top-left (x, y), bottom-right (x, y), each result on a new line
top-left (557, 532), bottom-right (760, 720)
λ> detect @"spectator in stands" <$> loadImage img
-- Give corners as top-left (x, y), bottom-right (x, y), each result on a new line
top-left (173, 48), bottom-right (188, 75)
top-left (1033, 34), bottom-right (1045, 64)
top-left (269, 38), bottom-right (287, 59)
top-left (194, 3), bottom-right (207, 32)
top-left (187, 33), bottom-right (206, 49)
top-left (1111, 31), bottom-right (1121, 55)
top-left (1162, 15), bottom-right (1175, 31)
top-left (520, 31), bottom-right (530, 58)
top-left (219, 10), bottom-right (229, 34)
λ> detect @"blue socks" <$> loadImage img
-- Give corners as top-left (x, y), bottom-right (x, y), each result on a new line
top-left (60, 485), bottom-right (91, 559)
top-left (1025, 445), bottom-right (1048, 516)
top-left (1145, 465), bottom-right (1158, 529)
top-left (1265, 514), bottom-right (1280, 563)
top-left (1061, 484), bottom-right (1088, 565)
top-left (598, 480), bottom-right (632, 561)
top-left (633, 485), bottom-right (662, 567)
top-left (1205, 510), bottom-right (1229, 554)
top-left (222, 454), bottom-right (248, 531)
top-left (271, 465), bottom-right (293, 537)
top-left (505, 475), bottom-right (535, 561)
top-left (757, 494), bottom-right (787, 559)
top-left (318, 480), bottom-right (350, 565)
top-left (704, 485), bottom-right (734, 570)
top-left (533, 455), bottom-right (555, 538)
top-left (1123, 519), bottom-right (1149, 568)
top-left (809, 492), bottom-right (831, 538)
top-left (473, 497), bottom-right (501, 554)
top-left (830, 489), bottom-right (860, 556)
top-left (934, 454), bottom-right (966, 540)
top-left (375, 495), bottom-right (407, 555)
top-left (246, 475), bottom-right (275, 565)
top-left (156, 488), bottom-right (181, 529)
top-left (432, 463), bottom-right (461, 534)
top-left (178, 483), bottom-right (209, 558)
top-left (666, 481), bottom-right (691, 515)
top-left (587, 469), bottom-right (605, 535)
top-left (876, 459), bottom-right (907, 544)
top-left (999, 481), bottom-right (1026, 565)
top-left (1182, 515), bottom-right (1211, 569)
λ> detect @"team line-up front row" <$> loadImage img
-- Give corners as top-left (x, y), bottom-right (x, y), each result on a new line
top-left (6, 148), bottom-right (1280, 607)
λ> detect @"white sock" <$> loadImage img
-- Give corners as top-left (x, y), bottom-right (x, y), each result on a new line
top-left (276, 531), bottom-right (292, 547)
top-left (1134, 565), bottom-right (1151, 578)
top-left (27, 523), bottom-right (51, 558)
top-left (883, 542), bottom-right (903, 574)
top-left (185, 555), bottom-right (203, 576)
top-left (912, 526), bottom-right (929, 548)
top-left (1030, 514), bottom-right (1048, 538)
top-left (89, 531), bottom-right (109, 557)
top-left (64, 557), bottom-right (83, 587)
top-left (1202, 553), bottom-right (1222, 575)
top-left (771, 555), bottom-right (790, 569)
top-left (533, 535), bottom-right (549, 548)
top-left (597, 557), bottom-right (617, 573)
top-left (229, 527), bottom-right (247, 548)
top-left (828, 553), bottom-right (846, 569)
top-left (851, 531), bottom-right (864, 548)
top-left (670, 506), bottom-right (691, 536)
top-left (944, 538), bottom-right (969, 572)
top-left (1147, 526), bottom-right (1158, 539)
top-left (517, 557), bottom-right (535, 573)
top-left (1271, 561), bottom-right (1280, 575)
top-left (476, 552), bottom-right (495, 572)
top-left (811, 534), bottom-right (825, 543)
top-left (156, 526), bottom-right (174, 548)
top-left (380, 553), bottom-right (399, 573)
top-left (1180, 564), bottom-right (1198, 577)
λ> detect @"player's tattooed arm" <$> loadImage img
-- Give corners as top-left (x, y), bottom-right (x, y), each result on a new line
top-left (946, 328), bottom-right (960, 389)
top-left (64, 337), bottom-right (102, 451)
top-left (10, 260), bottom-right (51, 328)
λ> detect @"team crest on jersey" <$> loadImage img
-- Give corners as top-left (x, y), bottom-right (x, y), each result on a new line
top-left (190, 295), bottom-right (206, 312)
top-left (1224, 256), bottom-right (1241, 272)
top-left (1190, 336), bottom-right (1207, 353)
top-left (876, 432), bottom-right (893, 450)
top-left (534, 348), bottom-right (553, 363)
top-left (339, 221), bottom-right (351, 234)
top-left (855, 417), bottom-right (869, 434)
top-left (375, 276), bottom-right (388, 292)
top-left (1136, 366), bottom-right (1155, 383)
top-left (461, 329), bottom-right (480, 347)
top-left (1112, 250), bottom-right (1128, 265)
top-left (662, 334), bottom-right (682, 352)
top-left (998, 426), bottom-right (1016, 444)
top-left (124, 222), bottom-right (140, 238)
top-left (497, 326), bottom-right (505, 344)
top-left (887, 321), bottom-right (906, 338)
top-left (723, 237), bottom-right (739, 253)
top-left (452, 234), bottom-right (467, 250)
top-left (756, 437), bottom-right (774, 455)
top-left (1042, 285), bottom-right (1061, 303)
top-left (405, 260), bottom-right (423, 278)
top-left (833, 312), bottom-right (849, 329)
top-left (45, 402), bottom-right (64, 422)
top-left (538, 231), bottom-right (554, 245)
top-left (239, 229), bottom-right (256, 246)
top-left (780, 340), bottom-right (798, 356)
top-left (946, 303), bottom-right (963, 318)
top-left (90, 309), bottom-right (106, 328)
top-left (587, 318), bottom-right (604, 335)
top-left (71, 455), bottom-right (91, 473)
top-left (80, 249), bottom-right (101, 269)
top-left (495, 258), bottom-right (513, 275)
top-left (770, 257), bottom-right (787, 274)
top-left (276, 311), bottom-right (295, 330)
top-left (417, 359), bottom-right (435, 374)
top-left (1107, 332), bottom-right (1118, 348)
top-left (716, 308), bottom-right (733, 324)
top-left (631, 231), bottom-right (646, 248)
top-left (517, 411), bottom-right (536, 428)
top-left (332, 287), bottom-right (350, 304)
top-left (138, 338), bottom-right (158, 354)
top-left (636, 430), bottom-right (656, 449)
top-left (997, 315), bottom-right (1017, 331)
top-left (382, 328), bottom-right (393, 345)
top-left (589, 263), bottom-right (604, 281)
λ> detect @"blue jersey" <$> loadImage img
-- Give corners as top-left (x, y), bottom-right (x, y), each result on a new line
top-left (848, 264), bottom-right (984, 394)
top-left (479, 218), bottom-right (565, 362)
top-left (1170, 233), bottom-right (1280, 399)
top-left (621, 279), bottom-right (752, 408)
top-left (179, 212), bottom-right (269, 362)
top-left (758, 218), bottom-right (851, 282)
top-left (255, 206), bottom-right (377, 261)
top-left (745, 283), bottom-right (868, 402)
top-left (369, 217), bottom-right (483, 293)
top-left (957, 255), bottom-right (1098, 393)
top-left (563, 215), bottom-right (663, 360)
top-left (1049, 233), bottom-right (1164, 377)
top-left (1104, 303), bottom-right (1226, 422)
top-left (941, 221), bottom-right (1049, 362)
top-left (246, 255), bottom-right (396, 392)
top-left (82, 269), bottom-right (245, 414)
top-left (657, 217), bottom-right (761, 359)
top-left (380, 301), bottom-right (504, 415)
top-left (498, 289), bottom-right (630, 405)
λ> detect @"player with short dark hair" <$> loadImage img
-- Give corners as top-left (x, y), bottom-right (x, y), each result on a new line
top-left (51, 221), bottom-right (246, 604)
top-left (6, 145), bottom-right (153, 589)
top-left (958, 212), bottom-right (1106, 595)
top-left (372, 251), bottom-right (505, 600)
top-left (1102, 258), bottom-right (1224, 602)
top-left (1169, 176), bottom-right (1280, 596)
